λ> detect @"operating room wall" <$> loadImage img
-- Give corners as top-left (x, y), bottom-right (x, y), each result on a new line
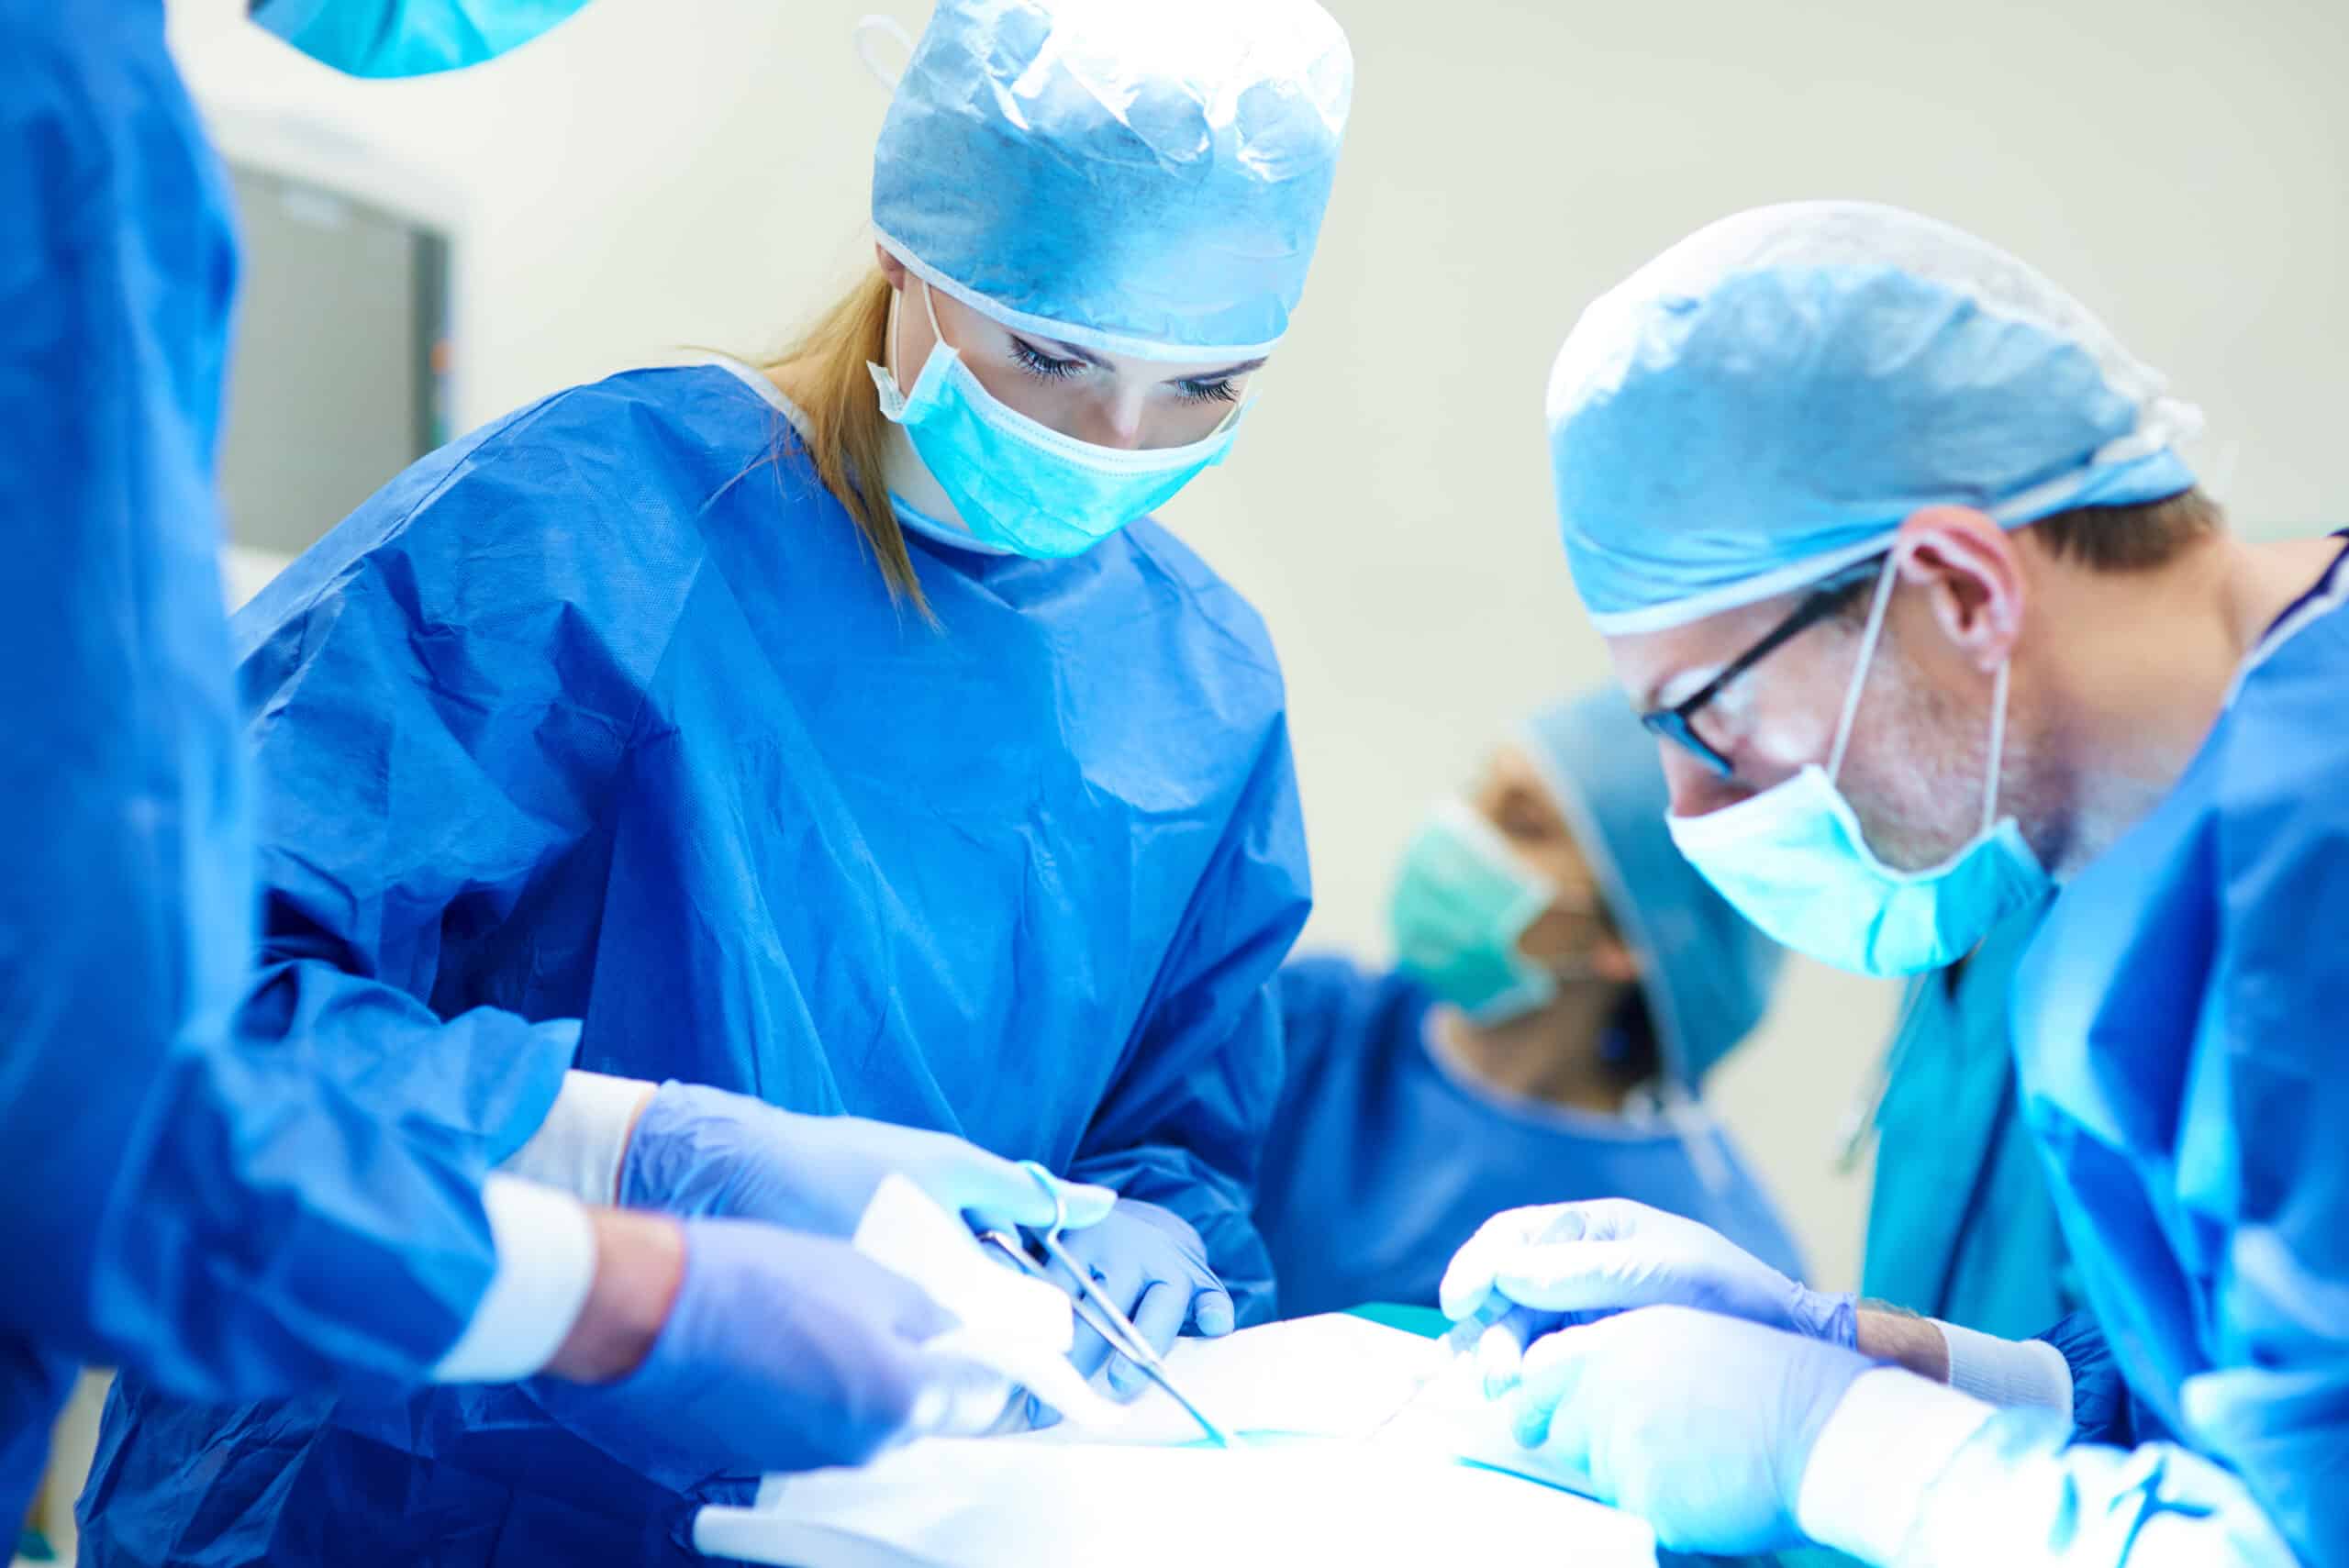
top-left (166, 0), bottom-right (2349, 1296)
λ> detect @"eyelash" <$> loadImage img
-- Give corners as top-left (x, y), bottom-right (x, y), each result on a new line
top-left (1010, 338), bottom-right (1085, 381)
top-left (1010, 338), bottom-right (1239, 405)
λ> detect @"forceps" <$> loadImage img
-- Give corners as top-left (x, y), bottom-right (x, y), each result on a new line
top-left (977, 1161), bottom-right (1242, 1450)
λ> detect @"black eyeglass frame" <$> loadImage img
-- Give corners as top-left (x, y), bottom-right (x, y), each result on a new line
top-left (1638, 559), bottom-right (1887, 779)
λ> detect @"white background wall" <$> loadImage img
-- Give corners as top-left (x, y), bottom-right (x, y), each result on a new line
top-left (165, 0), bottom-right (2349, 1298)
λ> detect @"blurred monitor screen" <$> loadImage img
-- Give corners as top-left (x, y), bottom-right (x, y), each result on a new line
top-left (216, 160), bottom-right (450, 561)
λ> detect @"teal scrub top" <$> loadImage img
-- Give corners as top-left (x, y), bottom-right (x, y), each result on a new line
top-left (1861, 895), bottom-right (2077, 1339)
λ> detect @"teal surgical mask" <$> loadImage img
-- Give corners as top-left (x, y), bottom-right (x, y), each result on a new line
top-left (1666, 556), bottom-right (2052, 977)
top-left (868, 282), bottom-right (1247, 560)
top-left (1389, 800), bottom-right (1598, 1024)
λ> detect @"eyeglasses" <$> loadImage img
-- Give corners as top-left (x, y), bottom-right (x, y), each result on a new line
top-left (1639, 561), bottom-right (1885, 779)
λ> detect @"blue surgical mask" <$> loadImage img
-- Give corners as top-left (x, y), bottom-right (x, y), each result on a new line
top-left (1665, 556), bottom-right (2052, 977)
top-left (868, 282), bottom-right (1247, 560)
top-left (1389, 800), bottom-right (1599, 1023)
top-left (250, 0), bottom-right (592, 78)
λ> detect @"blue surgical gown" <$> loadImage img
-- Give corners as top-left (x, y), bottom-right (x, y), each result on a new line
top-left (0, 1346), bottom-right (73, 1538)
top-left (82, 361), bottom-right (1309, 1567)
top-left (1255, 958), bottom-right (1804, 1318)
top-left (3, 0), bottom-right (562, 1462)
top-left (1889, 542), bottom-right (2349, 1566)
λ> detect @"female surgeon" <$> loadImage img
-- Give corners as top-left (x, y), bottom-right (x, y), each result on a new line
top-left (1254, 689), bottom-right (1804, 1318)
top-left (79, 2), bottom-right (1353, 1563)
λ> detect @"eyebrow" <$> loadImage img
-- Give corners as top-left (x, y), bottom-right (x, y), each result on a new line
top-left (1644, 664), bottom-right (1725, 713)
top-left (1036, 335), bottom-right (1115, 370)
top-left (1034, 334), bottom-right (1267, 382)
top-left (1173, 355), bottom-right (1269, 382)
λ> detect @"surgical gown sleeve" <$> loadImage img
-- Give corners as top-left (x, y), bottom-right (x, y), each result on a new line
top-left (1063, 709), bottom-right (1310, 1328)
top-left (2035, 1311), bottom-right (2139, 1447)
top-left (0, 0), bottom-right (246, 1362)
top-left (0, 0), bottom-right (522, 1397)
top-left (0, 1340), bottom-right (76, 1530)
top-left (226, 395), bottom-right (700, 1184)
top-left (2160, 666), bottom-right (2349, 1565)
top-left (2002, 633), bottom-right (2349, 1566)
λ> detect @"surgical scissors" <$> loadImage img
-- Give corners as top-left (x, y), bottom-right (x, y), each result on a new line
top-left (976, 1161), bottom-right (1242, 1450)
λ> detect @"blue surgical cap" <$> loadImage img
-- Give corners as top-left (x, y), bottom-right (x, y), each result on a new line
top-left (871, 0), bottom-right (1353, 361)
top-left (1523, 689), bottom-right (1783, 1089)
top-left (1548, 201), bottom-right (2204, 633)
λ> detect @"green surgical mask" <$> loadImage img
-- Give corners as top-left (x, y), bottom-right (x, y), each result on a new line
top-left (1389, 799), bottom-right (1585, 1024)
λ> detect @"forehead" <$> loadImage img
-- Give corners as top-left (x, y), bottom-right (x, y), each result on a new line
top-left (1473, 741), bottom-right (1605, 879)
top-left (1478, 739), bottom-right (1553, 798)
top-left (1601, 588), bottom-right (1815, 709)
top-left (1086, 338), bottom-right (1272, 382)
top-left (943, 293), bottom-right (1271, 382)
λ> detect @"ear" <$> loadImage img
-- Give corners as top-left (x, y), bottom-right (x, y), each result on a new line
top-left (1894, 505), bottom-right (2024, 673)
top-left (874, 243), bottom-right (909, 288)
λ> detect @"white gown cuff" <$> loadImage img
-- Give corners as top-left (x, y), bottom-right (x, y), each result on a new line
top-left (1796, 1367), bottom-right (1998, 1564)
top-left (429, 1174), bottom-right (599, 1384)
top-left (1936, 1318), bottom-right (2074, 1420)
top-left (496, 1070), bottom-right (655, 1205)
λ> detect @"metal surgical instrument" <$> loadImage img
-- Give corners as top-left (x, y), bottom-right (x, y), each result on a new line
top-left (976, 1162), bottom-right (1242, 1449)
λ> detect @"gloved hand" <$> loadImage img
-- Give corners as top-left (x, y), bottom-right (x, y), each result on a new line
top-left (1041, 1198), bottom-right (1233, 1398)
top-left (1439, 1198), bottom-right (1855, 1391)
top-left (619, 1082), bottom-right (1116, 1239)
top-left (1503, 1306), bottom-right (1873, 1555)
top-left (545, 1217), bottom-right (1008, 1482)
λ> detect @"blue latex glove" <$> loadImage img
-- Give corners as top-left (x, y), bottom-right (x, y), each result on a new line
top-left (1042, 1198), bottom-right (1234, 1398)
top-left (1503, 1306), bottom-right (1872, 1555)
top-left (546, 1218), bottom-right (1008, 1479)
top-left (1439, 1198), bottom-right (1855, 1393)
top-left (620, 1082), bottom-right (1117, 1239)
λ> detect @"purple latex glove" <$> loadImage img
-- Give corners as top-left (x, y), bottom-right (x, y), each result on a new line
top-left (1041, 1197), bottom-right (1233, 1399)
top-left (619, 1082), bottom-right (1116, 1239)
top-left (546, 1218), bottom-right (1006, 1481)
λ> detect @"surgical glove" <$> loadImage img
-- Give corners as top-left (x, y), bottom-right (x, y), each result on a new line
top-left (619, 1082), bottom-right (1117, 1239)
top-left (1507, 1306), bottom-right (1872, 1555)
top-left (546, 1218), bottom-right (1007, 1481)
top-left (1440, 1198), bottom-right (1854, 1393)
top-left (1042, 1198), bottom-right (1233, 1398)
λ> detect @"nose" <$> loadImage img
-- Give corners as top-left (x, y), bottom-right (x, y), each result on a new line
top-left (1074, 386), bottom-right (1149, 450)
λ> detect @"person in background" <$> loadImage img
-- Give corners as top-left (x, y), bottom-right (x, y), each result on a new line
top-left (1442, 200), bottom-right (2337, 1565)
top-left (1255, 689), bottom-right (1800, 1318)
top-left (82, 1), bottom-right (1353, 1562)
top-left (4, 0), bottom-right (1094, 1547)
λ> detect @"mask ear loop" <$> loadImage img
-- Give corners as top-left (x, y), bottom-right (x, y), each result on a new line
top-left (884, 278), bottom-right (948, 389)
top-left (1981, 659), bottom-right (2011, 836)
top-left (920, 276), bottom-right (945, 344)
top-left (885, 280), bottom-right (903, 385)
top-left (1827, 552), bottom-right (1902, 785)
top-left (852, 15), bottom-right (915, 90)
